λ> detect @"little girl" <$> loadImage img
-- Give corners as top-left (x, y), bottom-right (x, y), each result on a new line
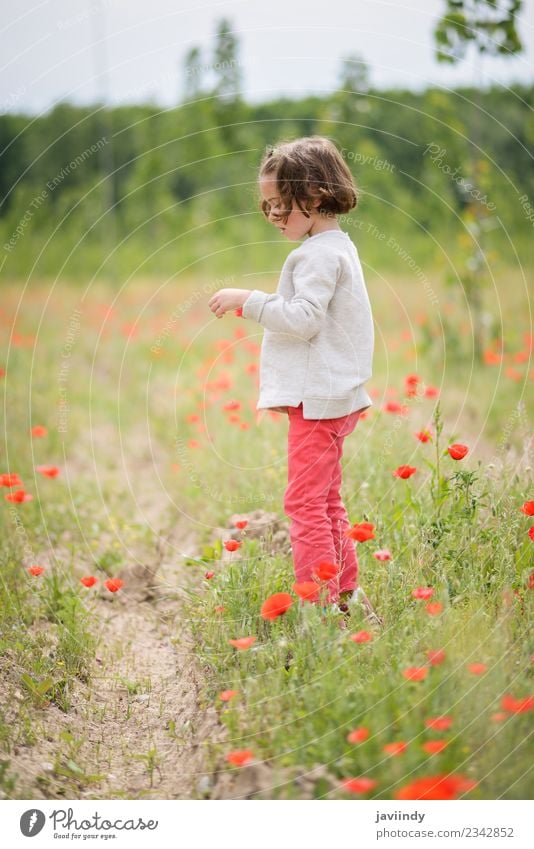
top-left (208, 136), bottom-right (380, 624)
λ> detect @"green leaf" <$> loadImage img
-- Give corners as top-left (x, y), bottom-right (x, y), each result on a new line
top-left (21, 674), bottom-right (54, 698)
top-left (36, 677), bottom-right (55, 696)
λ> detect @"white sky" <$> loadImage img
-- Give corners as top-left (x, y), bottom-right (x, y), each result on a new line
top-left (1, 0), bottom-right (533, 115)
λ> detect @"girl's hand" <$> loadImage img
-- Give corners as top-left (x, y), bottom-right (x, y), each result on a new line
top-left (208, 288), bottom-right (251, 318)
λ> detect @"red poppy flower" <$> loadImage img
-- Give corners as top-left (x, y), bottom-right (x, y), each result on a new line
top-left (223, 401), bottom-right (241, 411)
top-left (528, 528), bottom-right (534, 542)
top-left (344, 521), bottom-right (375, 542)
top-left (228, 636), bottom-right (257, 650)
top-left (415, 429), bottom-right (432, 443)
top-left (501, 693), bottom-right (534, 714)
top-left (5, 489), bottom-right (33, 502)
top-left (28, 565), bottom-right (44, 576)
top-left (31, 425), bottom-right (48, 437)
top-left (373, 549), bottom-right (392, 561)
top-left (225, 749), bottom-right (253, 766)
top-left (350, 630), bottom-right (373, 643)
top-left (0, 473), bottom-right (22, 487)
top-left (422, 740), bottom-right (448, 755)
top-left (383, 742), bottom-right (408, 756)
top-left (80, 576), bottom-right (98, 587)
top-left (402, 666), bottom-right (429, 681)
top-left (484, 349), bottom-right (501, 365)
top-left (347, 727), bottom-right (370, 744)
top-left (396, 773), bottom-right (477, 800)
top-left (313, 560), bottom-right (339, 581)
top-left (424, 386), bottom-right (439, 398)
top-left (491, 712), bottom-right (508, 723)
top-left (393, 465), bottom-right (417, 479)
top-left (425, 716), bottom-right (452, 731)
top-left (528, 572), bottom-right (534, 589)
top-left (104, 578), bottom-right (124, 593)
top-left (520, 500), bottom-right (534, 516)
top-left (292, 582), bottom-right (320, 603)
top-left (427, 649), bottom-right (446, 666)
top-left (384, 401), bottom-right (409, 414)
top-left (219, 690), bottom-right (239, 702)
top-left (467, 662), bottom-right (487, 675)
top-left (425, 602), bottom-right (443, 616)
top-left (412, 587), bottom-right (434, 600)
top-left (505, 366), bottom-right (522, 381)
top-left (234, 519), bottom-right (248, 529)
top-left (341, 777), bottom-right (378, 794)
top-left (35, 465), bottom-right (60, 478)
top-left (214, 605), bottom-right (226, 613)
top-left (260, 592), bottom-right (293, 621)
top-left (205, 571), bottom-right (215, 580)
top-left (447, 443), bottom-right (469, 460)
top-left (224, 539), bottom-right (241, 552)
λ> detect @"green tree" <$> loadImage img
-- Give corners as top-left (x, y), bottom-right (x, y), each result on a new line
top-left (435, 0), bottom-right (523, 62)
top-left (338, 52), bottom-right (370, 94)
top-left (212, 18), bottom-right (242, 104)
top-left (325, 52), bottom-right (371, 131)
top-left (433, 0), bottom-right (524, 362)
top-left (182, 46), bottom-right (204, 103)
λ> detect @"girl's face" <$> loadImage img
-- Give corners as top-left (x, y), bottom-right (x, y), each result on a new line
top-left (259, 176), bottom-right (321, 241)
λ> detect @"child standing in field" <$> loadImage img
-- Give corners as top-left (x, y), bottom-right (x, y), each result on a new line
top-left (208, 136), bottom-right (380, 623)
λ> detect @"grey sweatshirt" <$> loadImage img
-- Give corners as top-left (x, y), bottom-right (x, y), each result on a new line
top-left (242, 229), bottom-right (374, 420)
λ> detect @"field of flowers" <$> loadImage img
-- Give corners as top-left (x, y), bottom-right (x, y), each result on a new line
top-left (0, 272), bottom-right (532, 800)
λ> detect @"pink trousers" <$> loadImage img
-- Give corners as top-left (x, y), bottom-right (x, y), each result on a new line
top-left (284, 402), bottom-right (363, 604)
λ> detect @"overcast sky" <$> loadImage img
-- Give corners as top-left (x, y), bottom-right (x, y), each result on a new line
top-left (2, 0), bottom-right (533, 115)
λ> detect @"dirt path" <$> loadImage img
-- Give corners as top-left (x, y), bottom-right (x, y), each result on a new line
top-left (68, 522), bottom-right (222, 800)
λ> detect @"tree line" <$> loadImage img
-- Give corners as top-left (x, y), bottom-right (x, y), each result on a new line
top-left (1, 82), bottom-right (531, 281)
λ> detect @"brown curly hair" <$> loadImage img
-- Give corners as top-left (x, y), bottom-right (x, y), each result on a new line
top-left (258, 136), bottom-right (358, 225)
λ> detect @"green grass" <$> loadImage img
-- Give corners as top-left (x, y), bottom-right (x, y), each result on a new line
top-left (184, 404), bottom-right (532, 799)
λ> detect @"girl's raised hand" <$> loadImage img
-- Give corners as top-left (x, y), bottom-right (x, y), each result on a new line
top-left (208, 288), bottom-right (251, 318)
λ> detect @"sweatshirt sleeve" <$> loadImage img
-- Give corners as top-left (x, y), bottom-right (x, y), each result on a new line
top-left (241, 247), bottom-right (341, 341)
